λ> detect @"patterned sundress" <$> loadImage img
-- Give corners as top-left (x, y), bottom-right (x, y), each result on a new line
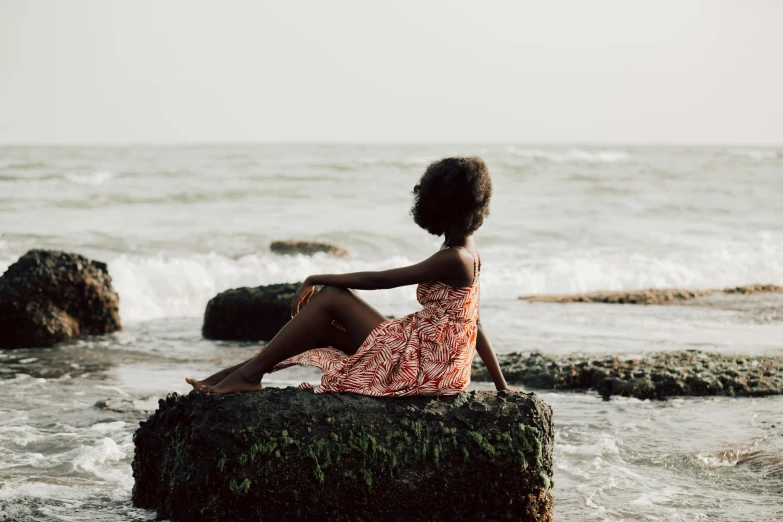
top-left (270, 247), bottom-right (481, 396)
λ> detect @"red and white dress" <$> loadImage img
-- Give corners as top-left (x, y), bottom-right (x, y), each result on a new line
top-left (271, 248), bottom-right (481, 396)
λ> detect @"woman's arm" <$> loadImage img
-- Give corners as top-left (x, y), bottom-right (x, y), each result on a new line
top-left (475, 322), bottom-right (519, 391)
top-left (307, 248), bottom-right (471, 290)
top-left (289, 248), bottom-right (473, 316)
top-left (474, 280), bottom-right (519, 392)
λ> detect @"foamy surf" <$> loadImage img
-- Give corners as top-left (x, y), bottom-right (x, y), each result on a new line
top-left (108, 251), bottom-right (420, 321)
top-left (104, 234), bottom-right (783, 322)
top-left (63, 171), bottom-right (115, 185)
top-left (727, 148), bottom-right (778, 160)
top-left (507, 146), bottom-right (629, 163)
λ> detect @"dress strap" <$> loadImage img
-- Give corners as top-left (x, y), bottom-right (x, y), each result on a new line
top-left (451, 246), bottom-right (479, 286)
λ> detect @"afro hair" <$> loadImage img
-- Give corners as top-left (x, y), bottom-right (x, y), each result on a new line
top-left (410, 156), bottom-right (492, 239)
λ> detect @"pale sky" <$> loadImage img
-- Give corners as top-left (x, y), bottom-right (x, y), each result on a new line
top-left (1, 0), bottom-right (781, 144)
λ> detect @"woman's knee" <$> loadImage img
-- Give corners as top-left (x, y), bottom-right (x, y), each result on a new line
top-left (311, 285), bottom-right (351, 308)
top-left (319, 285), bottom-right (352, 297)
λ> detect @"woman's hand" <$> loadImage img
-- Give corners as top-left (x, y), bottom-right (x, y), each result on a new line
top-left (497, 383), bottom-right (522, 392)
top-left (290, 278), bottom-right (316, 318)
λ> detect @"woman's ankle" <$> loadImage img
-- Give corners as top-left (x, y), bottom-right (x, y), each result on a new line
top-left (237, 366), bottom-right (264, 384)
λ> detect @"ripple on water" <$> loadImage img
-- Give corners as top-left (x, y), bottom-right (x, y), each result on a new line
top-left (549, 392), bottom-right (783, 521)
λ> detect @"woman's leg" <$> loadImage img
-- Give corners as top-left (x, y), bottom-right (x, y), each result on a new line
top-left (186, 319), bottom-right (357, 390)
top-left (186, 358), bottom-right (253, 389)
top-left (201, 286), bottom-right (387, 393)
top-left (187, 285), bottom-right (380, 390)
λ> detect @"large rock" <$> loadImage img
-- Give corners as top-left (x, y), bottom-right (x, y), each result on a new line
top-left (472, 350), bottom-right (783, 399)
top-left (270, 240), bottom-right (349, 257)
top-left (132, 388), bottom-right (554, 522)
top-left (0, 249), bottom-right (121, 349)
top-left (202, 283), bottom-right (299, 341)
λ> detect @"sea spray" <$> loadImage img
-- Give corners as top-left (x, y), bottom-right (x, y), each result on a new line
top-left (104, 235), bottom-right (783, 322)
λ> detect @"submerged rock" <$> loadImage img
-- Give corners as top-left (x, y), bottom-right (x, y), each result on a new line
top-left (724, 284), bottom-right (783, 295)
top-left (270, 240), bottom-right (349, 257)
top-left (520, 288), bottom-right (715, 304)
top-left (472, 350), bottom-right (783, 400)
top-left (202, 283), bottom-right (299, 341)
top-left (94, 397), bottom-right (152, 416)
top-left (520, 284), bottom-right (782, 305)
top-left (678, 290), bottom-right (783, 323)
top-left (132, 388), bottom-right (554, 522)
top-left (0, 250), bottom-right (121, 349)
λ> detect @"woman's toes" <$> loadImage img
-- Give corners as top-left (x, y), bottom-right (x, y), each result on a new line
top-left (186, 377), bottom-right (205, 391)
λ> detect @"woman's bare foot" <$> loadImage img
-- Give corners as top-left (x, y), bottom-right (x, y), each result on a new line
top-left (185, 377), bottom-right (208, 391)
top-left (202, 370), bottom-right (263, 394)
top-left (185, 370), bottom-right (230, 391)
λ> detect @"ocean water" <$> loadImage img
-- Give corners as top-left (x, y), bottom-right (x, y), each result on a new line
top-left (0, 144), bottom-right (782, 521)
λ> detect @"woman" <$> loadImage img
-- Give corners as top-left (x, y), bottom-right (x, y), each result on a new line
top-left (187, 156), bottom-right (518, 395)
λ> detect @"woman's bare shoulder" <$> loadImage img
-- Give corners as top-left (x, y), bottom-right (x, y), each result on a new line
top-left (431, 246), bottom-right (476, 286)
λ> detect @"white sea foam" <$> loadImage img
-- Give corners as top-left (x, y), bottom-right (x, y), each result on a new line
top-left (727, 148), bottom-right (778, 160)
top-left (348, 156), bottom-right (432, 169)
top-left (507, 147), bottom-right (629, 163)
top-left (696, 454), bottom-right (738, 467)
top-left (63, 171), bottom-right (115, 185)
top-left (0, 425), bottom-right (41, 448)
top-left (0, 481), bottom-right (90, 503)
top-left (108, 232), bottom-right (783, 321)
top-left (89, 421), bottom-right (127, 434)
top-left (557, 437), bottom-right (621, 457)
top-left (0, 481), bottom-right (97, 522)
top-left (71, 437), bottom-right (130, 485)
top-left (4, 237), bottom-right (782, 323)
top-left (110, 251), bottom-right (419, 321)
top-left (0, 374), bottom-right (47, 388)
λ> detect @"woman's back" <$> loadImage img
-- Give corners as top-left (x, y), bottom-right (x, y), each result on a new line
top-left (416, 246), bottom-right (481, 324)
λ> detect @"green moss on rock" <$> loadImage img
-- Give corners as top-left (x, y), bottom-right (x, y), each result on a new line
top-left (472, 350), bottom-right (783, 399)
top-left (132, 388), bottom-right (553, 522)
